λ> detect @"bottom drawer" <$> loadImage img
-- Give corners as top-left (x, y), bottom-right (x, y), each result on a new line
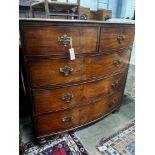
top-left (37, 92), bottom-right (123, 136)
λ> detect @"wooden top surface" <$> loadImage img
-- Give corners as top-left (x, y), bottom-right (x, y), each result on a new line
top-left (19, 18), bottom-right (135, 25)
top-left (31, 1), bottom-right (78, 7)
top-left (19, 0), bottom-right (78, 7)
top-left (31, 1), bottom-right (79, 10)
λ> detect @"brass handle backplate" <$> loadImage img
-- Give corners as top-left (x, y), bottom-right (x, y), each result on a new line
top-left (117, 34), bottom-right (125, 44)
top-left (58, 34), bottom-right (71, 47)
top-left (113, 59), bottom-right (121, 67)
top-left (112, 80), bottom-right (119, 88)
top-left (62, 93), bottom-right (74, 103)
top-left (60, 66), bottom-right (73, 76)
top-left (62, 116), bottom-right (72, 123)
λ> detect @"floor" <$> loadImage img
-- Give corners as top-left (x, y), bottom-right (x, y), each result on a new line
top-left (75, 95), bottom-right (135, 155)
top-left (20, 95), bottom-right (135, 155)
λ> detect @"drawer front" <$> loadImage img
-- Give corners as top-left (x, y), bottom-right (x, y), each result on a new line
top-left (27, 50), bottom-right (131, 87)
top-left (22, 26), bottom-right (98, 55)
top-left (37, 92), bottom-right (122, 136)
top-left (28, 58), bottom-right (85, 87)
top-left (33, 72), bottom-right (126, 114)
top-left (99, 26), bottom-right (134, 51)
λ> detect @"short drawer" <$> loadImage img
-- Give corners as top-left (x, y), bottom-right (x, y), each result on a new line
top-left (22, 26), bottom-right (98, 55)
top-left (37, 92), bottom-right (123, 136)
top-left (99, 26), bottom-right (134, 51)
top-left (27, 49), bottom-right (131, 87)
top-left (33, 72), bottom-right (127, 114)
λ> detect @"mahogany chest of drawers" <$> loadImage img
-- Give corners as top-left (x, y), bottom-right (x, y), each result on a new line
top-left (19, 19), bottom-right (135, 143)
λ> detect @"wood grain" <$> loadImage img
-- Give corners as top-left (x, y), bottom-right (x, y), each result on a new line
top-left (22, 26), bottom-right (98, 55)
top-left (37, 92), bottom-right (122, 135)
top-left (33, 72), bottom-right (126, 114)
top-left (99, 26), bottom-right (134, 51)
top-left (27, 49), bottom-right (131, 87)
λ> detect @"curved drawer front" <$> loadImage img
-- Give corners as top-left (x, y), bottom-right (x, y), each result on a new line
top-left (37, 92), bottom-right (122, 136)
top-left (28, 58), bottom-right (85, 87)
top-left (99, 26), bottom-right (134, 51)
top-left (28, 50), bottom-right (131, 87)
top-left (33, 72), bottom-right (126, 114)
top-left (22, 26), bottom-right (98, 55)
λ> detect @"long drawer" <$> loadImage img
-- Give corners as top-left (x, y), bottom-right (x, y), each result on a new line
top-left (33, 72), bottom-right (126, 114)
top-left (22, 26), bottom-right (98, 55)
top-left (27, 49), bottom-right (131, 87)
top-left (37, 92), bottom-right (122, 136)
top-left (99, 26), bottom-right (134, 51)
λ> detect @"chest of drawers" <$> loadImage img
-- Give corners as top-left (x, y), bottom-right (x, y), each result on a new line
top-left (19, 19), bottom-right (135, 143)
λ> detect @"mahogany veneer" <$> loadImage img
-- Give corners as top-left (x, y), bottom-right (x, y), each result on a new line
top-left (19, 19), bottom-right (135, 142)
top-left (37, 92), bottom-right (123, 136)
top-left (27, 49), bottom-right (130, 87)
top-left (33, 71), bottom-right (127, 114)
top-left (22, 26), bottom-right (98, 55)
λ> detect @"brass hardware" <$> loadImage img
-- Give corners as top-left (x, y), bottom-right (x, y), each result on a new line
top-left (117, 34), bottom-right (125, 44)
top-left (62, 116), bottom-right (72, 123)
top-left (62, 93), bottom-right (74, 103)
top-left (104, 15), bottom-right (110, 21)
top-left (58, 34), bottom-right (71, 47)
top-left (112, 80), bottom-right (119, 88)
top-left (60, 66), bottom-right (73, 76)
top-left (113, 59), bottom-right (121, 67)
top-left (108, 101), bottom-right (115, 108)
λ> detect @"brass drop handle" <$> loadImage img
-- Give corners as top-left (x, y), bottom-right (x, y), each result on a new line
top-left (62, 93), bottom-right (74, 103)
top-left (60, 66), bottom-right (73, 76)
top-left (112, 80), bottom-right (119, 88)
top-left (108, 101), bottom-right (115, 108)
top-left (113, 59), bottom-right (121, 67)
top-left (117, 34), bottom-right (125, 44)
top-left (58, 34), bottom-right (72, 47)
top-left (62, 116), bottom-right (72, 123)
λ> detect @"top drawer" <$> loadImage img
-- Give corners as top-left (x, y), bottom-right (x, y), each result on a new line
top-left (99, 26), bottom-right (134, 51)
top-left (21, 26), bottom-right (98, 55)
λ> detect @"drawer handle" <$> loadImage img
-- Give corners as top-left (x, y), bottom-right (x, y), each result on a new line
top-left (58, 34), bottom-right (71, 47)
top-left (117, 34), bottom-right (125, 44)
top-left (112, 80), bottom-right (119, 88)
top-left (62, 116), bottom-right (72, 123)
top-left (60, 66), bottom-right (73, 76)
top-left (62, 93), bottom-right (74, 103)
top-left (113, 59), bottom-right (121, 67)
top-left (108, 101), bottom-right (115, 108)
